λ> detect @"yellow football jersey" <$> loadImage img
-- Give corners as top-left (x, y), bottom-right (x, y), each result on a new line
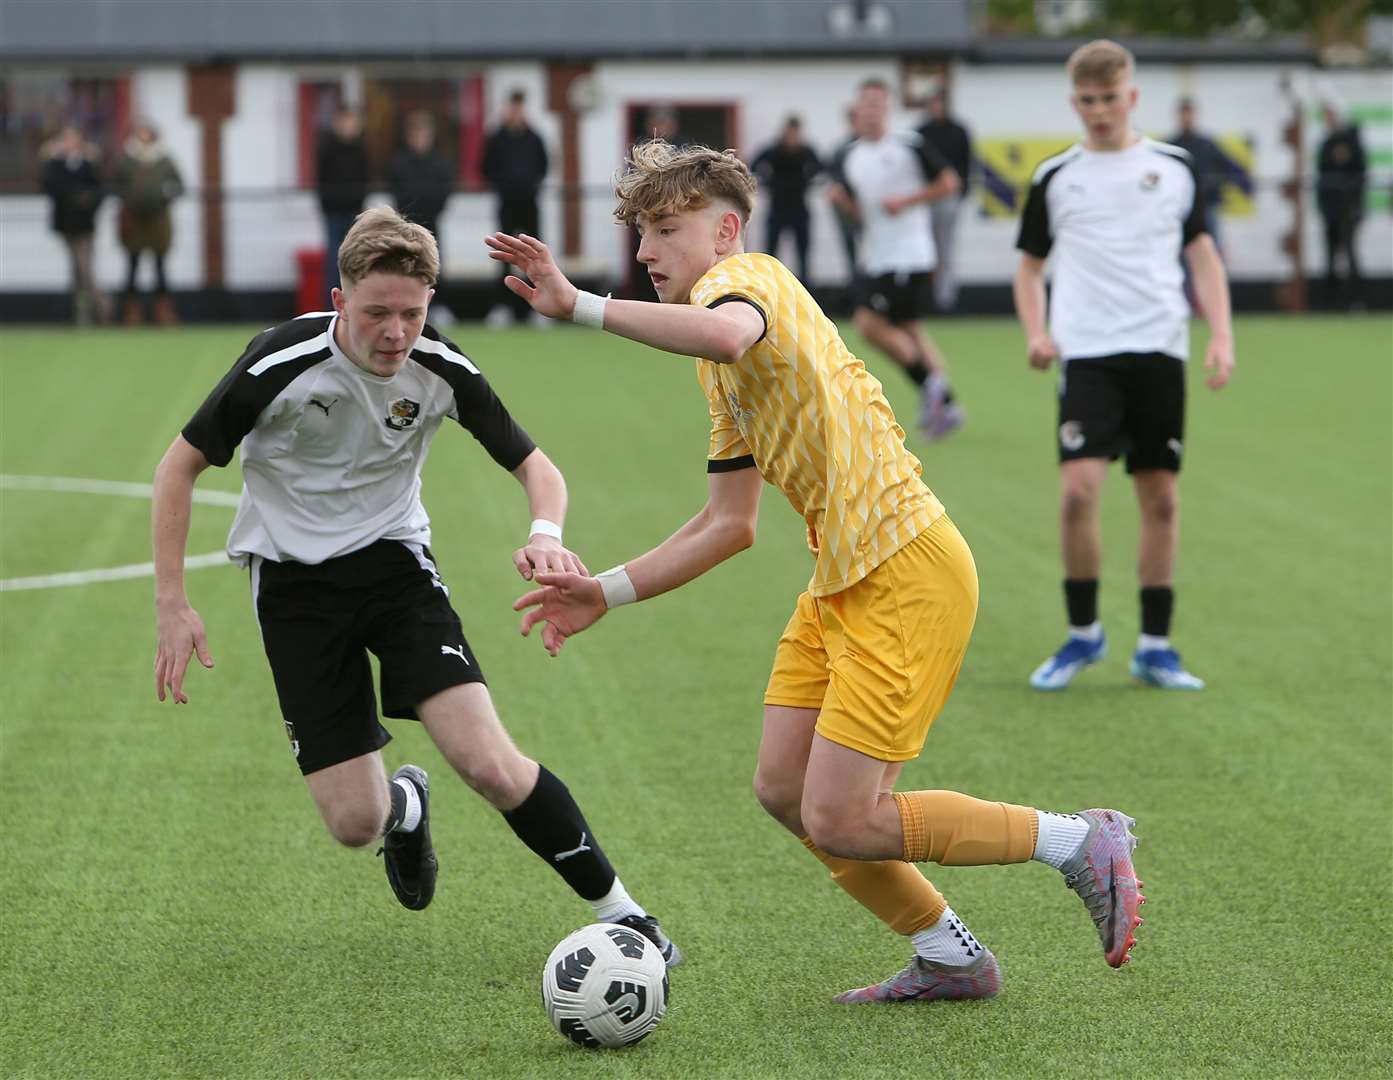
top-left (688, 252), bottom-right (944, 596)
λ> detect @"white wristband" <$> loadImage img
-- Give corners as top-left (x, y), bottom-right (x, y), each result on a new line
top-left (595, 565), bottom-right (637, 609)
top-left (571, 290), bottom-right (608, 329)
top-left (528, 518), bottom-right (563, 542)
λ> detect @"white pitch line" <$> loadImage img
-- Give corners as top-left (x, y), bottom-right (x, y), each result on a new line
top-left (0, 473), bottom-right (242, 507)
top-left (1, 551), bottom-right (230, 592)
top-left (0, 474), bottom-right (239, 592)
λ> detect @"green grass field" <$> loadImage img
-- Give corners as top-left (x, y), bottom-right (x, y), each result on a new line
top-left (2, 315), bottom-right (1390, 1079)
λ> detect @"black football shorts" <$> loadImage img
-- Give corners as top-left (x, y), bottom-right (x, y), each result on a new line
top-left (1056, 352), bottom-right (1187, 473)
top-left (251, 539), bottom-right (485, 775)
top-left (856, 271), bottom-right (933, 323)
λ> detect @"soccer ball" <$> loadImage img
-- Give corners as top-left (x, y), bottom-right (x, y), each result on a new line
top-left (541, 922), bottom-right (669, 1048)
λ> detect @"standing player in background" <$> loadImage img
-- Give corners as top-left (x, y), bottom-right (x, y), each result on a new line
top-left (487, 141), bottom-right (1143, 1004)
top-left (1013, 41), bottom-right (1234, 692)
top-left (150, 207), bottom-right (678, 963)
top-left (829, 78), bottom-right (965, 441)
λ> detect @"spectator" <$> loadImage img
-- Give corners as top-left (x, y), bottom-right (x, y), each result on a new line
top-left (917, 91), bottom-right (973, 312)
top-left (751, 116), bottom-right (821, 282)
top-left (482, 90), bottom-right (549, 326)
top-left (317, 106), bottom-right (369, 308)
top-left (1167, 98), bottom-right (1227, 252)
top-left (826, 104), bottom-right (863, 283)
top-left (389, 111), bottom-right (456, 322)
top-left (1316, 102), bottom-right (1367, 310)
top-left (388, 111), bottom-right (453, 252)
top-left (110, 119), bottom-right (183, 326)
top-left (40, 125), bottom-right (109, 326)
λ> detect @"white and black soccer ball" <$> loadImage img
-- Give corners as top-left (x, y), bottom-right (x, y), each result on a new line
top-left (541, 922), bottom-right (669, 1048)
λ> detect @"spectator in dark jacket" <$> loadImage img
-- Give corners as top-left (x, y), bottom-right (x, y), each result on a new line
top-left (110, 120), bottom-right (184, 326)
top-left (1168, 98), bottom-right (1227, 251)
top-left (40, 125), bottom-right (109, 325)
top-left (317, 107), bottom-right (370, 306)
top-left (917, 92), bottom-right (972, 311)
top-left (752, 116), bottom-right (821, 282)
top-left (482, 90), bottom-right (548, 325)
top-left (1316, 103), bottom-right (1368, 309)
top-left (389, 111), bottom-right (453, 252)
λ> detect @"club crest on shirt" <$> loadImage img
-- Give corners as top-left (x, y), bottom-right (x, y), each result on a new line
top-left (727, 391), bottom-right (758, 435)
top-left (1140, 171), bottom-right (1161, 190)
top-left (385, 397), bottom-right (420, 431)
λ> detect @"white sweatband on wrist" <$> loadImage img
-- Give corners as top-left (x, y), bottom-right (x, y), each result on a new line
top-left (571, 290), bottom-right (608, 329)
top-left (528, 518), bottom-right (563, 542)
top-left (595, 565), bottom-right (637, 609)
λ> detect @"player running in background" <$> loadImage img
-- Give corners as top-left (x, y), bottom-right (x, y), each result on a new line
top-left (1014, 41), bottom-right (1234, 692)
top-left (829, 78), bottom-right (965, 441)
top-left (151, 207), bottom-right (679, 963)
top-left (486, 142), bottom-right (1143, 1003)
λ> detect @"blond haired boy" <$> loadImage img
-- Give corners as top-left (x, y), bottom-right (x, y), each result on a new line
top-left (152, 207), bottom-right (679, 961)
top-left (490, 142), bottom-right (1144, 1002)
top-left (1013, 41), bottom-right (1234, 692)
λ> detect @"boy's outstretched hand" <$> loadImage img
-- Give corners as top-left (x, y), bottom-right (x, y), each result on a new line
top-left (513, 571), bottom-right (608, 657)
top-left (485, 233), bottom-right (578, 321)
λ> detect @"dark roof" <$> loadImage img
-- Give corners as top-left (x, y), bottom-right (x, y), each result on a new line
top-left (0, 0), bottom-right (974, 60)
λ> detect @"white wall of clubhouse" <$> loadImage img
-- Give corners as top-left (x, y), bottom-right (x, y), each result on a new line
top-left (0, 58), bottom-right (1388, 294)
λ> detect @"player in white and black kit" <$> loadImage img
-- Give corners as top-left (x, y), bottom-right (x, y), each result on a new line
top-left (1013, 41), bottom-right (1235, 691)
top-left (831, 78), bottom-right (965, 440)
top-left (151, 208), bottom-right (679, 962)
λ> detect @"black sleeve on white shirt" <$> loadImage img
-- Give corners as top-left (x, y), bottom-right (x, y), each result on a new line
top-left (1180, 156), bottom-right (1209, 245)
top-left (412, 328), bottom-right (536, 471)
top-left (1016, 176), bottom-right (1053, 258)
top-left (182, 317), bottom-right (334, 467)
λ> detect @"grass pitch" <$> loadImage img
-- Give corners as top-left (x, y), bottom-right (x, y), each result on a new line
top-left (1, 314), bottom-right (1390, 1079)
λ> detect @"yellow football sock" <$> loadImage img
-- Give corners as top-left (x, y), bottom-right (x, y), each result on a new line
top-left (801, 837), bottom-right (946, 936)
top-left (893, 790), bottom-right (1038, 865)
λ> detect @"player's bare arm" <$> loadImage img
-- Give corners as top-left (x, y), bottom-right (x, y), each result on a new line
top-left (513, 466), bottom-right (764, 657)
top-left (1013, 254), bottom-right (1059, 369)
top-left (826, 182), bottom-right (861, 221)
top-left (510, 447), bottom-right (588, 581)
top-left (882, 167), bottom-right (961, 215)
top-left (151, 433), bottom-right (215, 704)
top-left (1184, 233), bottom-right (1236, 389)
top-left (484, 232), bottom-right (763, 363)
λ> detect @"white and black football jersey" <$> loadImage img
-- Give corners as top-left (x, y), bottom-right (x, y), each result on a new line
top-left (841, 131), bottom-right (948, 275)
top-left (183, 313), bottom-right (536, 566)
top-left (1016, 138), bottom-right (1208, 361)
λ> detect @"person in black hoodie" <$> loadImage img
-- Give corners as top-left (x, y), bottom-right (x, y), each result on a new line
top-left (751, 116), bottom-right (821, 283)
top-left (389, 111), bottom-right (453, 253)
top-left (317, 107), bottom-right (370, 307)
top-left (40, 125), bottom-right (109, 325)
top-left (482, 90), bottom-right (548, 324)
top-left (1316, 102), bottom-right (1368, 309)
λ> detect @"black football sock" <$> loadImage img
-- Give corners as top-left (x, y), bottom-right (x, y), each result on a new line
top-left (1140, 586), bottom-right (1174, 638)
top-left (904, 359), bottom-right (931, 386)
top-left (1064, 578), bottom-right (1099, 629)
top-left (502, 765), bottom-right (617, 901)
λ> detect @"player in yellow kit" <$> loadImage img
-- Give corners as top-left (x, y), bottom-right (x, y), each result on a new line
top-left (486, 141), bottom-right (1144, 1002)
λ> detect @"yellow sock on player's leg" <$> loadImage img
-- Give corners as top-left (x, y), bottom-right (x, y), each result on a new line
top-left (801, 837), bottom-right (945, 935)
top-left (892, 790), bottom-right (1039, 866)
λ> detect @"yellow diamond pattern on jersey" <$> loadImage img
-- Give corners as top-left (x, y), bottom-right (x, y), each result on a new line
top-left (690, 253), bottom-right (943, 597)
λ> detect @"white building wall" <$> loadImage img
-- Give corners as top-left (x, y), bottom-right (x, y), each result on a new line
top-left (1, 57), bottom-right (1389, 295)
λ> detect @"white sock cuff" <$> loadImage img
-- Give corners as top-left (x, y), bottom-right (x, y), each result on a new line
top-left (393, 777), bottom-right (422, 833)
top-left (1137, 633), bottom-right (1170, 652)
top-left (590, 877), bottom-right (644, 922)
top-left (1070, 621), bottom-right (1103, 641)
top-left (1033, 810), bottom-right (1090, 869)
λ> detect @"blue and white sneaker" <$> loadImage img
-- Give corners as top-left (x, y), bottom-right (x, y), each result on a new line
top-left (1029, 633), bottom-right (1106, 690)
top-left (1130, 647), bottom-right (1204, 690)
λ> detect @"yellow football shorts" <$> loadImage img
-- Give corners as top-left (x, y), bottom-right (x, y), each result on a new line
top-left (764, 514), bottom-right (979, 762)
